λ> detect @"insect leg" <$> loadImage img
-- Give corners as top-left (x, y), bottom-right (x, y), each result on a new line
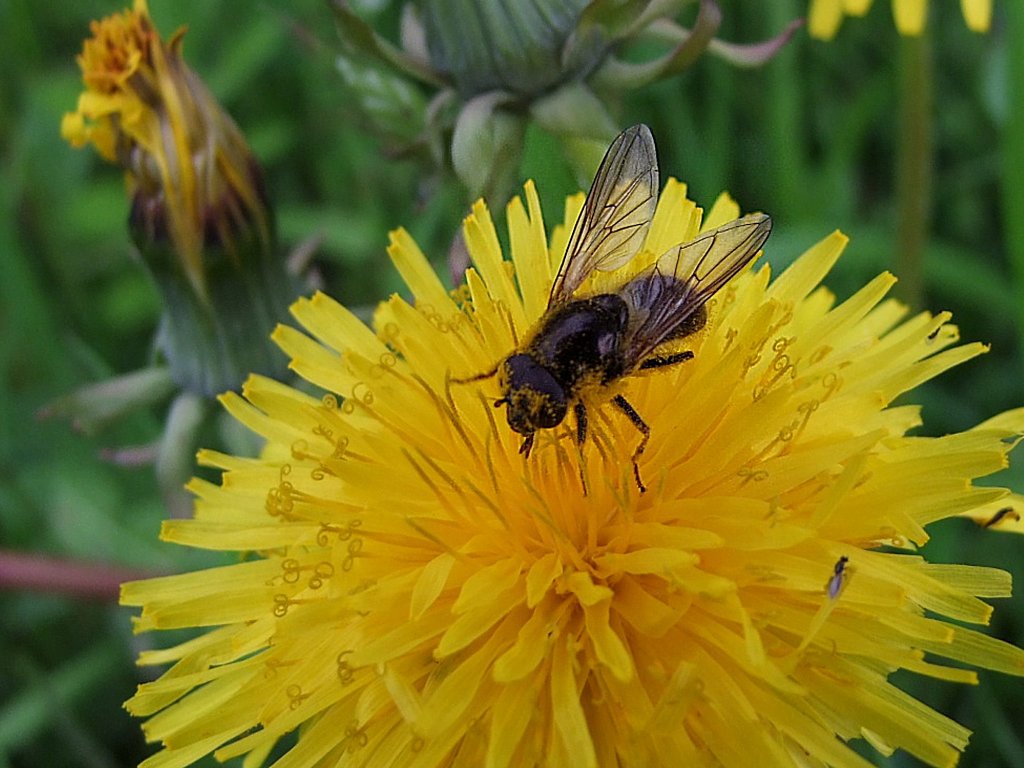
top-left (573, 402), bottom-right (590, 496)
top-left (519, 432), bottom-right (535, 458)
top-left (449, 363), bottom-right (500, 385)
top-left (612, 394), bottom-right (649, 493)
top-left (574, 402), bottom-right (588, 445)
top-left (982, 506), bottom-right (1019, 528)
top-left (639, 350), bottom-right (694, 370)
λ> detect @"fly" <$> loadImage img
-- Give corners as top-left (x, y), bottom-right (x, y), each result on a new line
top-left (463, 124), bottom-right (772, 492)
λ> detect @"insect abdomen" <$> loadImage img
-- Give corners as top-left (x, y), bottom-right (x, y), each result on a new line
top-left (529, 294), bottom-right (629, 391)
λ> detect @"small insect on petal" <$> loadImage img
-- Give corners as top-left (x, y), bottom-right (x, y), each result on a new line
top-left (981, 507), bottom-right (1020, 529)
top-left (826, 555), bottom-right (850, 600)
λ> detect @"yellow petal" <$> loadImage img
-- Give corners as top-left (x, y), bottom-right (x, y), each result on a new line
top-left (507, 180), bottom-right (552, 321)
top-left (809, 0), bottom-right (845, 39)
top-left (961, 0), bottom-right (991, 30)
top-left (550, 637), bottom-right (597, 768)
top-left (893, 0), bottom-right (927, 35)
top-left (410, 553), bottom-right (455, 620)
top-left (583, 599), bottom-right (633, 681)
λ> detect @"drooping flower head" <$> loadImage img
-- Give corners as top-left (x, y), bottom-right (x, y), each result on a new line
top-left (809, 0), bottom-right (992, 38)
top-left (62, 1), bottom-right (291, 396)
top-left (123, 173), bottom-right (1024, 766)
top-left (62, 0), bottom-right (271, 301)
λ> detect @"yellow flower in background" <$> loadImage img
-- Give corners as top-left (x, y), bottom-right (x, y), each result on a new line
top-left (122, 177), bottom-right (1024, 767)
top-left (809, 0), bottom-right (992, 38)
top-left (61, 0), bottom-right (270, 300)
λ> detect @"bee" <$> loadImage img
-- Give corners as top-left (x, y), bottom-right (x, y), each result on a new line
top-left (467, 124), bottom-right (772, 492)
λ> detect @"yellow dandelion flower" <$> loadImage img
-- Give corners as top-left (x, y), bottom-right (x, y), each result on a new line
top-left (123, 153), bottom-right (1024, 765)
top-left (809, 0), bottom-right (992, 38)
top-left (61, 0), bottom-right (270, 300)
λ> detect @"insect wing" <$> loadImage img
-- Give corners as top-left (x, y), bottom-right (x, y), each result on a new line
top-left (621, 213), bottom-right (772, 366)
top-left (666, 213), bottom-right (771, 297)
top-left (549, 124), bottom-right (659, 306)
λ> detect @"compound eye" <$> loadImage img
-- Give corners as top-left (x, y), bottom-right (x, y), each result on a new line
top-left (504, 400), bottom-right (534, 435)
top-left (535, 398), bottom-right (564, 428)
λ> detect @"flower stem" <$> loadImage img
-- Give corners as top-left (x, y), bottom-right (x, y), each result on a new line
top-left (1003, 0), bottom-right (1024, 368)
top-left (0, 550), bottom-right (160, 600)
top-left (157, 392), bottom-right (208, 519)
top-left (895, 32), bottom-right (933, 310)
top-left (766, 0), bottom-right (806, 221)
top-left (150, 238), bottom-right (294, 397)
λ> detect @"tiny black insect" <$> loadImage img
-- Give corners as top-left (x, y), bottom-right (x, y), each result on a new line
top-left (464, 124), bottom-right (771, 492)
top-left (981, 506), bottom-right (1019, 528)
top-left (826, 555), bottom-right (850, 599)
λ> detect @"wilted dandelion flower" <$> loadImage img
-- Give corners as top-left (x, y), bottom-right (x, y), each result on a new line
top-left (809, 0), bottom-right (992, 38)
top-left (123, 171), bottom-right (1024, 765)
top-left (61, 0), bottom-right (272, 299)
top-left (62, 0), bottom-right (291, 397)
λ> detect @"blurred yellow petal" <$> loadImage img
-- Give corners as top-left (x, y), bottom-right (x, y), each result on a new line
top-left (961, 0), bottom-right (992, 30)
top-left (809, 0), bottom-right (846, 39)
top-left (844, 0), bottom-right (874, 14)
top-left (814, 0), bottom-right (988, 36)
top-left (893, 0), bottom-right (928, 35)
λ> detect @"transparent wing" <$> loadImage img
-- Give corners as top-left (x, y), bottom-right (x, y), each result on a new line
top-left (548, 124), bottom-right (659, 306)
top-left (620, 213), bottom-right (772, 367)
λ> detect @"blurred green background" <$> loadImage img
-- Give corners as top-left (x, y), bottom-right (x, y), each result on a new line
top-left (1, 0), bottom-right (1022, 766)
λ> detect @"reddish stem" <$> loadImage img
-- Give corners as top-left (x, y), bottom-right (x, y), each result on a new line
top-left (0, 550), bottom-right (163, 601)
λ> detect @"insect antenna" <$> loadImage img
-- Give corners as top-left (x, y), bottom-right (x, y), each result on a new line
top-left (448, 363), bottom-right (500, 385)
